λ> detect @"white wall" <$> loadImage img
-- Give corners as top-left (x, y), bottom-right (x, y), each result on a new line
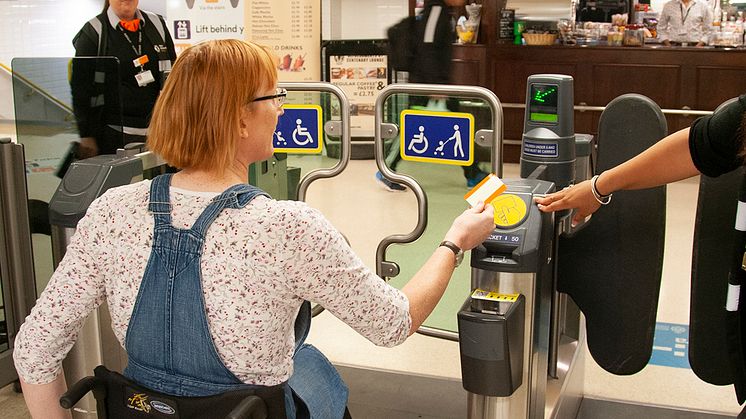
top-left (0, 0), bottom-right (102, 120)
top-left (0, 0), bottom-right (101, 65)
top-left (326, 0), bottom-right (408, 40)
top-left (0, 0), bottom-right (167, 121)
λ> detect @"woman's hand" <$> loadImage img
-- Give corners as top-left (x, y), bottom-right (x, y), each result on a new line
top-left (534, 179), bottom-right (601, 225)
top-left (443, 201), bottom-right (495, 251)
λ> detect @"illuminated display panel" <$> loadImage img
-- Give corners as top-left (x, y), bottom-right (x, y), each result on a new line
top-left (529, 83), bottom-right (559, 123)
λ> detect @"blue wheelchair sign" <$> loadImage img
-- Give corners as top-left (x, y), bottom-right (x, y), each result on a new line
top-left (274, 105), bottom-right (323, 154)
top-left (400, 110), bottom-right (474, 166)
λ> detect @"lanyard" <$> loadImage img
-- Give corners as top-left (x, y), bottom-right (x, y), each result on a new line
top-left (120, 27), bottom-right (143, 57)
top-left (679, 2), bottom-right (692, 26)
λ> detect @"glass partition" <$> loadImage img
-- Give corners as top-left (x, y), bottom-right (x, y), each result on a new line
top-left (382, 92), bottom-right (496, 333)
top-left (12, 57), bottom-right (122, 295)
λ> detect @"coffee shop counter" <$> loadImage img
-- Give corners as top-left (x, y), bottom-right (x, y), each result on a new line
top-left (451, 43), bottom-right (746, 161)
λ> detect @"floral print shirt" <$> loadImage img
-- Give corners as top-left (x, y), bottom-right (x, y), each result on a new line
top-left (14, 180), bottom-right (410, 385)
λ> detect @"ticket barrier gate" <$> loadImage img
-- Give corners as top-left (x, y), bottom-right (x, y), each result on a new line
top-left (373, 83), bottom-right (503, 299)
top-left (48, 82), bottom-right (351, 417)
top-left (459, 75), bottom-right (584, 419)
top-left (459, 76), bottom-right (668, 419)
top-left (371, 81), bottom-right (588, 417)
top-left (459, 179), bottom-right (556, 419)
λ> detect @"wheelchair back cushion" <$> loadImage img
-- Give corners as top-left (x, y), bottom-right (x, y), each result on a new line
top-left (94, 366), bottom-right (286, 418)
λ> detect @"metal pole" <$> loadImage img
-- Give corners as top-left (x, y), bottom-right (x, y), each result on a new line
top-left (0, 139), bottom-right (37, 344)
top-left (371, 83), bottom-right (504, 339)
top-left (279, 82), bottom-right (352, 202)
top-left (373, 83), bottom-right (504, 279)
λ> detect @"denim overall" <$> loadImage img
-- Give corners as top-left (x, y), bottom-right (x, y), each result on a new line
top-left (124, 174), bottom-right (348, 418)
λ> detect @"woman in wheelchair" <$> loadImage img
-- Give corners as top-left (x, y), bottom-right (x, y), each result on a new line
top-left (13, 39), bottom-right (496, 419)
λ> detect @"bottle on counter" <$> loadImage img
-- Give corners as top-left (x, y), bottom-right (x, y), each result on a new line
top-left (514, 21), bottom-right (526, 45)
top-left (623, 24), bottom-right (645, 46)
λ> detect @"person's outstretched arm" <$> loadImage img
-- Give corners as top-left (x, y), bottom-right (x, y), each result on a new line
top-left (19, 374), bottom-right (71, 419)
top-left (534, 127), bottom-right (699, 224)
top-left (289, 200), bottom-right (494, 345)
top-left (402, 201), bottom-right (495, 334)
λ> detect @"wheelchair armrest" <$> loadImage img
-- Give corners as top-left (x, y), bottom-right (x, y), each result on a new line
top-left (225, 395), bottom-right (267, 419)
top-left (59, 376), bottom-right (98, 409)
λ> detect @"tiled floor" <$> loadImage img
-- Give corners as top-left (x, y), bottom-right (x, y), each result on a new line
top-left (0, 383), bottom-right (29, 419)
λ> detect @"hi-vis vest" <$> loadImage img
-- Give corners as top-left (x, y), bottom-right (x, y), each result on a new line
top-left (73, 10), bottom-right (172, 109)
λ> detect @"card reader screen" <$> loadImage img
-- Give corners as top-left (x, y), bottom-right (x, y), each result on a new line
top-left (529, 84), bottom-right (559, 123)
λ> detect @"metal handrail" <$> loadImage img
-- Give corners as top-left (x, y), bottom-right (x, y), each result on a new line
top-left (279, 82), bottom-right (351, 202)
top-left (499, 101), bottom-right (714, 116)
top-left (374, 83), bottom-right (504, 341)
top-left (1, 61), bottom-right (74, 115)
top-left (277, 82), bottom-right (351, 317)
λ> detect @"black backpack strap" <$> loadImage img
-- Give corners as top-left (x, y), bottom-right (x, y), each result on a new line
top-left (94, 14), bottom-right (108, 56)
top-left (141, 10), bottom-right (166, 43)
top-left (72, 14), bottom-right (108, 56)
top-left (71, 14), bottom-right (110, 109)
top-left (141, 11), bottom-right (172, 84)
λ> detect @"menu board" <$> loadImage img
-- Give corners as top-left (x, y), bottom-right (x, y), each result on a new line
top-left (329, 54), bottom-right (388, 136)
top-left (246, 0), bottom-right (321, 82)
top-left (499, 9), bottom-right (515, 40)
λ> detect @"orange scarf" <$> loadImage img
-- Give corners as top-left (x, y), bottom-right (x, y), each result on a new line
top-left (119, 18), bottom-right (141, 32)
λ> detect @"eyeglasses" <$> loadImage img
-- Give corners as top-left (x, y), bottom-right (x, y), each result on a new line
top-left (251, 87), bottom-right (287, 107)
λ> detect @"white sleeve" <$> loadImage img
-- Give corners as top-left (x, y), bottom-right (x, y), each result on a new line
top-left (13, 195), bottom-right (109, 384)
top-left (657, 4), bottom-right (673, 41)
top-left (280, 204), bottom-right (411, 347)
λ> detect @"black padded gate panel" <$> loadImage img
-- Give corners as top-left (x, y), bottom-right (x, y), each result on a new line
top-left (558, 94), bottom-right (667, 375)
top-left (689, 168), bottom-right (743, 385)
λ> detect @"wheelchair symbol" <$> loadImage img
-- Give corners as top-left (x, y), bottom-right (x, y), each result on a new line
top-left (293, 118), bottom-right (314, 146)
top-left (408, 126), bottom-right (429, 154)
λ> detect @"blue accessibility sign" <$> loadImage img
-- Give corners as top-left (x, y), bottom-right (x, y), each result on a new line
top-left (400, 110), bottom-right (474, 166)
top-left (274, 105), bottom-right (323, 154)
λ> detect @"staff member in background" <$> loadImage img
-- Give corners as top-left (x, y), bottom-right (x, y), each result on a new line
top-left (657, 0), bottom-right (713, 47)
top-left (71, 0), bottom-right (176, 158)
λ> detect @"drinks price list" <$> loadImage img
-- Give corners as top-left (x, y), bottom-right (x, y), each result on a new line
top-left (246, 0), bottom-right (320, 82)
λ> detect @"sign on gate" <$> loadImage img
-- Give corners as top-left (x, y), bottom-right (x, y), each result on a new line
top-left (274, 105), bottom-right (323, 154)
top-left (399, 110), bottom-right (474, 166)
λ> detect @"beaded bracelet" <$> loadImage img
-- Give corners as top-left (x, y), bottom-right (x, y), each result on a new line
top-left (591, 174), bottom-right (613, 205)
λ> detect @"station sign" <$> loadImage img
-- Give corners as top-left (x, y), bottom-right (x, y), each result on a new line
top-left (399, 110), bottom-right (474, 166)
top-left (273, 105), bottom-right (323, 154)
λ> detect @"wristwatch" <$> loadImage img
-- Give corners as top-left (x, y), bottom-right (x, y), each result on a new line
top-left (439, 240), bottom-right (464, 267)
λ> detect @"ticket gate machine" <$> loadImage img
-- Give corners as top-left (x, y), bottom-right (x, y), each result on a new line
top-left (458, 75), bottom-right (584, 419)
top-left (458, 75), bottom-right (668, 418)
top-left (520, 76), bottom-right (576, 190)
top-left (460, 179), bottom-right (556, 418)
